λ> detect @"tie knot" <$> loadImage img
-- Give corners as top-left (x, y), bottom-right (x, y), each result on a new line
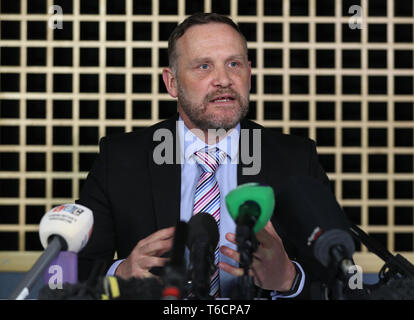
top-left (193, 148), bottom-right (227, 173)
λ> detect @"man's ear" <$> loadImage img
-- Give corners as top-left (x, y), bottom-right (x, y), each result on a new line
top-left (248, 61), bottom-right (252, 92)
top-left (162, 67), bottom-right (178, 98)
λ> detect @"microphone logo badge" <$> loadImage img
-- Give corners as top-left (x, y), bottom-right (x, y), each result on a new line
top-left (52, 204), bottom-right (84, 216)
top-left (307, 226), bottom-right (323, 246)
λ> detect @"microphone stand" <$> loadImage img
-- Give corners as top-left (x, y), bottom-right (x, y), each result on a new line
top-left (349, 223), bottom-right (414, 282)
top-left (9, 236), bottom-right (66, 300)
top-left (321, 222), bottom-right (414, 300)
top-left (161, 221), bottom-right (189, 300)
top-left (326, 245), bottom-right (356, 300)
top-left (232, 201), bottom-right (260, 300)
top-left (233, 224), bottom-right (258, 300)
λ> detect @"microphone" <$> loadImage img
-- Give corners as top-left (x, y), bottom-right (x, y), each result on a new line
top-left (225, 183), bottom-right (275, 299)
top-left (273, 176), bottom-right (355, 283)
top-left (225, 183), bottom-right (275, 233)
top-left (187, 213), bottom-right (219, 299)
top-left (225, 183), bottom-right (275, 267)
top-left (9, 204), bottom-right (93, 300)
top-left (161, 221), bottom-right (188, 299)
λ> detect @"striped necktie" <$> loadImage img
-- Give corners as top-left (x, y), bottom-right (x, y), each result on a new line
top-left (192, 147), bottom-right (227, 297)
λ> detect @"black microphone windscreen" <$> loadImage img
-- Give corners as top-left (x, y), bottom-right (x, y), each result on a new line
top-left (170, 221), bottom-right (188, 267)
top-left (38, 276), bottom-right (163, 300)
top-left (369, 278), bottom-right (414, 300)
top-left (109, 276), bottom-right (163, 299)
top-left (187, 213), bottom-right (219, 250)
top-left (38, 282), bottom-right (97, 300)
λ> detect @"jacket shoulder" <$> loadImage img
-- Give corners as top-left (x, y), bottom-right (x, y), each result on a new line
top-left (100, 116), bottom-right (177, 149)
top-left (241, 119), bottom-right (316, 149)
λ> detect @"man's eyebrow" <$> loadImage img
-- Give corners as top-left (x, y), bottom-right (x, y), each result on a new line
top-left (190, 55), bottom-right (247, 64)
top-left (227, 54), bottom-right (246, 61)
top-left (190, 57), bottom-right (213, 64)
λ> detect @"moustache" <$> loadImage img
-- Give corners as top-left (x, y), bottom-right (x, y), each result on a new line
top-left (203, 89), bottom-right (243, 104)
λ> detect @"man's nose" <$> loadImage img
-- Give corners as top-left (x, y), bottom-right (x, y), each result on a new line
top-left (212, 66), bottom-right (232, 88)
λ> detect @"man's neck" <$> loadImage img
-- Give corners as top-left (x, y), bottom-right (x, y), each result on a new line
top-left (179, 112), bottom-right (235, 145)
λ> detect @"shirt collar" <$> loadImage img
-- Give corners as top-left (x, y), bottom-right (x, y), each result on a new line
top-left (177, 116), bottom-right (240, 162)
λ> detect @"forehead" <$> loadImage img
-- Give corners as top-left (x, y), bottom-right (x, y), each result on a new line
top-left (176, 23), bottom-right (247, 60)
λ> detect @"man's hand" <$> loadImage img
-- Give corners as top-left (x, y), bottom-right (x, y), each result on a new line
top-left (115, 226), bottom-right (175, 279)
top-left (218, 221), bottom-right (296, 291)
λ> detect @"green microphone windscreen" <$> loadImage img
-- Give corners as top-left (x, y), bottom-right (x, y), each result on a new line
top-left (225, 183), bottom-right (275, 233)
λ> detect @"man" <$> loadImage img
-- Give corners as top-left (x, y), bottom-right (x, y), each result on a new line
top-left (77, 13), bottom-right (330, 299)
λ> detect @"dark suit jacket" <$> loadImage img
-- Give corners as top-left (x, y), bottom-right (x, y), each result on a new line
top-left (77, 114), bottom-right (332, 299)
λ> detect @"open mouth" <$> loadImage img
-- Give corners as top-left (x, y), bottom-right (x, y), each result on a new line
top-left (210, 95), bottom-right (236, 103)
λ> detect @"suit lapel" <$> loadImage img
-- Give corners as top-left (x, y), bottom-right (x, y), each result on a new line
top-left (148, 117), bottom-right (271, 229)
top-left (237, 119), bottom-right (268, 186)
top-left (148, 115), bottom-right (181, 229)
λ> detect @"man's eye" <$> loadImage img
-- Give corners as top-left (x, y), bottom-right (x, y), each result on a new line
top-left (229, 61), bottom-right (239, 67)
top-left (199, 64), bottom-right (209, 70)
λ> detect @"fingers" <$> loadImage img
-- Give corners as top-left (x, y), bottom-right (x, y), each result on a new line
top-left (225, 222), bottom-right (282, 250)
top-left (255, 221), bottom-right (282, 249)
top-left (219, 245), bottom-right (239, 263)
top-left (135, 227), bottom-right (175, 267)
top-left (263, 220), bottom-right (279, 238)
top-left (222, 224), bottom-right (294, 291)
top-left (138, 226), bottom-right (175, 249)
top-left (218, 261), bottom-right (257, 281)
top-left (219, 245), bottom-right (261, 271)
top-left (255, 230), bottom-right (274, 248)
top-left (225, 232), bottom-right (236, 244)
top-left (224, 232), bottom-right (263, 261)
top-left (118, 227), bottom-right (175, 279)
top-left (219, 234), bottom-right (268, 287)
top-left (218, 246), bottom-right (272, 289)
top-left (140, 238), bottom-right (173, 256)
top-left (138, 256), bottom-right (170, 270)
top-left (219, 245), bottom-right (246, 277)
top-left (218, 261), bottom-right (244, 277)
top-left (129, 256), bottom-right (168, 279)
top-left (135, 226), bottom-right (175, 257)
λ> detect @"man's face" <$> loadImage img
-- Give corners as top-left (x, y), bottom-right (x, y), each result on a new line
top-left (168, 23), bottom-right (251, 131)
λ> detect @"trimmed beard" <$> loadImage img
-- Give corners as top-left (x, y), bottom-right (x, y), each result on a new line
top-left (177, 83), bottom-right (249, 131)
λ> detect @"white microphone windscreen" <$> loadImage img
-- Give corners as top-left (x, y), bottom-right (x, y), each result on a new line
top-left (39, 204), bottom-right (93, 253)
